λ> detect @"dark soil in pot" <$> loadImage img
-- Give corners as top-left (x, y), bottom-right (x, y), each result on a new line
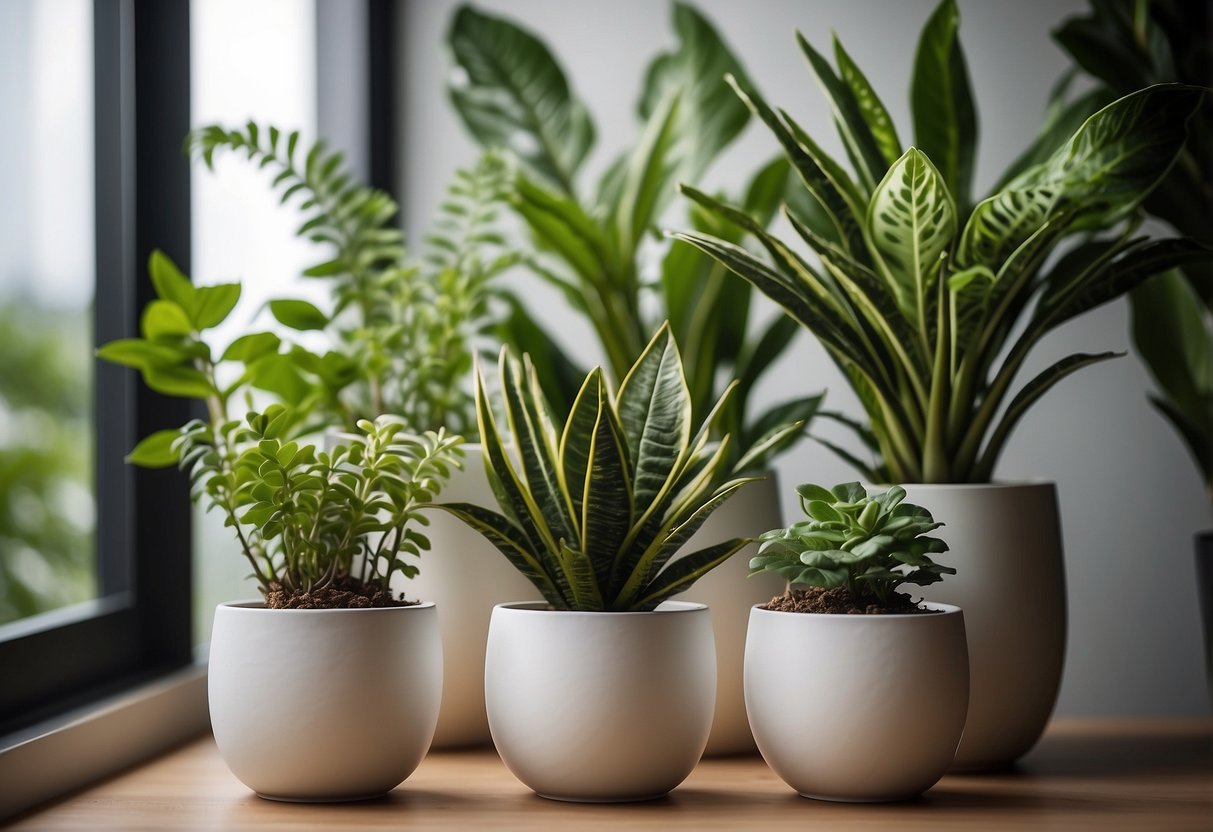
top-left (265, 573), bottom-right (419, 609)
top-left (763, 587), bottom-right (933, 615)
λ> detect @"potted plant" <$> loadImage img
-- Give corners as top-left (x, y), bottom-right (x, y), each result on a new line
top-left (441, 323), bottom-right (759, 801)
top-left (745, 482), bottom-right (967, 802)
top-left (1051, 0), bottom-right (1213, 698)
top-left (672, 0), bottom-right (1207, 767)
top-left (98, 252), bottom-right (461, 801)
top-left (185, 127), bottom-right (541, 746)
top-left (445, 1), bottom-right (818, 753)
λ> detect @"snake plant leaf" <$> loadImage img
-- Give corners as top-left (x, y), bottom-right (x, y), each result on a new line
top-left (500, 352), bottom-right (577, 544)
top-left (737, 394), bottom-right (824, 474)
top-left (438, 501), bottom-right (565, 607)
top-left (447, 5), bottom-right (594, 195)
top-left (910, 0), bottom-right (977, 212)
top-left (630, 536), bottom-right (750, 612)
top-left (796, 31), bottom-right (888, 194)
top-left (581, 386), bottom-right (634, 589)
top-left (560, 368), bottom-right (603, 527)
top-left (867, 148), bottom-right (957, 328)
top-left (616, 322), bottom-right (691, 515)
top-left (638, 1), bottom-right (752, 185)
top-left (613, 476), bottom-right (755, 608)
top-left (559, 541), bottom-right (604, 611)
top-left (832, 35), bottom-right (902, 168)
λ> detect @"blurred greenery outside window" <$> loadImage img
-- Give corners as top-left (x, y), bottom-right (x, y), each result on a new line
top-left (0, 0), bottom-right (97, 626)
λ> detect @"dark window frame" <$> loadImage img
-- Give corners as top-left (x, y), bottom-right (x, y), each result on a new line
top-left (0, 0), bottom-right (193, 738)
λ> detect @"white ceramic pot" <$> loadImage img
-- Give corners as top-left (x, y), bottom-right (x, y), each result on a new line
top-left (414, 447), bottom-right (543, 747)
top-left (903, 482), bottom-right (1066, 769)
top-left (674, 472), bottom-right (785, 755)
top-left (484, 601), bottom-right (716, 802)
top-left (745, 603), bottom-right (969, 802)
top-left (208, 601), bottom-right (442, 801)
top-left (325, 434), bottom-right (543, 748)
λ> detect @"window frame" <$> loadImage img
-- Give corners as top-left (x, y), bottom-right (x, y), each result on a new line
top-left (0, 0), bottom-right (193, 738)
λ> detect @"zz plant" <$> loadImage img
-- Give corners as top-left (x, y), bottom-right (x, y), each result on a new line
top-left (188, 124), bottom-right (515, 435)
top-left (753, 483), bottom-right (953, 608)
top-left (441, 323), bottom-right (785, 611)
top-left (98, 251), bottom-right (462, 606)
top-left (672, 0), bottom-right (1210, 483)
top-left (446, 3), bottom-right (821, 471)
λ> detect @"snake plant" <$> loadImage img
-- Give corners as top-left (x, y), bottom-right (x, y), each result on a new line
top-left (671, 0), bottom-right (1209, 483)
top-left (440, 323), bottom-right (780, 611)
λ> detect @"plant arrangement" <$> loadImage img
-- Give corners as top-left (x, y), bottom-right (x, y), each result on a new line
top-left (744, 481), bottom-right (967, 802)
top-left (446, 2), bottom-right (821, 472)
top-left (1051, 0), bottom-right (1212, 507)
top-left (442, 323), bottom-right (765, 611)
top-left (752, 483), bottom-right (952, 614)
top-left (670, 0), bottom-right (1209, 484)
top-left (97, 251), bottom-right (462, 607)
top-left (187, 123), bottom-right (516, 436)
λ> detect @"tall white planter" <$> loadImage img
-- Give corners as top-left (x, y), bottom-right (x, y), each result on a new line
top-left (415, 446), bottom-right (544, 747)
top-left (745, 603), bottom-right (969, 801)
top-left (208, 601), bottom-right (442, 801)
top-left (484, 601), bottom-right (716, 802)
top-left (903, 482), bottom-right (1066, 769)
top-left (674, 473), bottom-right (785, 754)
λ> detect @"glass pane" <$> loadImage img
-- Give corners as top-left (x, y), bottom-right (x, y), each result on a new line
top-left (0, 0), bottom-right (96, 625)
top-left (190, 0), bottom-right (318, 644)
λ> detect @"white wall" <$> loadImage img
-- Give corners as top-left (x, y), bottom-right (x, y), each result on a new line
top-left (396, 0), bottom-right (1210, 716)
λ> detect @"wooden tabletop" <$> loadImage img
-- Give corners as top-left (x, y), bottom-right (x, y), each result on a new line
top-left (9, 719), bottom-right (1212, 831)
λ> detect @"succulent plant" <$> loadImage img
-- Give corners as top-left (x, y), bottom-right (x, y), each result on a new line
top-left (752, 483), bottom-right (953, 606)
top-left (441, 323), bottom-right (773, 611)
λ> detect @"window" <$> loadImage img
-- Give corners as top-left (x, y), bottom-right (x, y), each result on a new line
top-left (0, 0), bottom-right (193, 737)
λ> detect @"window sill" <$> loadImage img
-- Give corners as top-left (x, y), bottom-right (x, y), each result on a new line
top-left (0, 657), bottom-right (209, 820)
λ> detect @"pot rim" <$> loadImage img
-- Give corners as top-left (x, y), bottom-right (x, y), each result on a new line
top-left (749, 601), bottom-right (962, 620)
top-left (216, 599), bottom-right (436, 613)
top-left (493, 600), bottom-right (707, 617)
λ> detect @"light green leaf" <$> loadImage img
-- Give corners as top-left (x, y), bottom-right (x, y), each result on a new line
top-left (269, 299), bottom-right (328, 331)
top-left (191, 283), bottom-right (241, 330)
top-left (96, 338), bottom-right (183, 371)
top-left (126, 429), bottom-right (182, 468)
top-left (143, 366), bottom-right (214, 399)
top-left (141, 300), bottom-right (193, 340)
top-left (867, 148), bottom-right (956, 327)
top-left (148, 249), bottom-right (195, 312)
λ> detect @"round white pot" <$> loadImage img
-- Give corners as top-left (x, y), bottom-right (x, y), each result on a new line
top-left (674, 473), bottom-right (785, 754)
top-left (325, 434), bottom-right (543, 748)
top-left (745, 603), bottom-right (969, 802)
top-left (903, 482), bottom-right (1066, 769)
top-left (484, 601), bottom-right (716, 802)
top-left (208, 601), bottom-right (442, 802)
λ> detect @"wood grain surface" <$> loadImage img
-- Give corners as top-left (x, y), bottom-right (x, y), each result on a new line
top-left (9, 719), bottom-right (1212, 831)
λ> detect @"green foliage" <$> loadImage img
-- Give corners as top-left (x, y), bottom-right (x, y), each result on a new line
top-left (1051, 0), bottom-right (1213, 505)
top-left (188, 124), bottom-right (516, 434)
top-left (447, 3), bottom-right (820, 473)
top-left (179, 406), bottom-right (462, 596)
top-left (0, 304), bottom-right (93, 624)
top-left (671, 0), bottom-right (1209, 483)
top-left (97, 251), bottom-right (464, 598)
top-left (752, 482), bottom-right (953, 605)
top-left (441, 323), bottom-right (761, 611)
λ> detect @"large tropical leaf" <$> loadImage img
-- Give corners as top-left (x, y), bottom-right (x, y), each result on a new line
top-left (447, 5), bottom-right (594, 195)
top-left (910, 0), bottom-right (977, 211)
top-left (638, 2), bottom-right (752, 183)
top-left (614, 92), bottom-right (681, 256)
top-left (1131, 270), bottom-right (1213, 426)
